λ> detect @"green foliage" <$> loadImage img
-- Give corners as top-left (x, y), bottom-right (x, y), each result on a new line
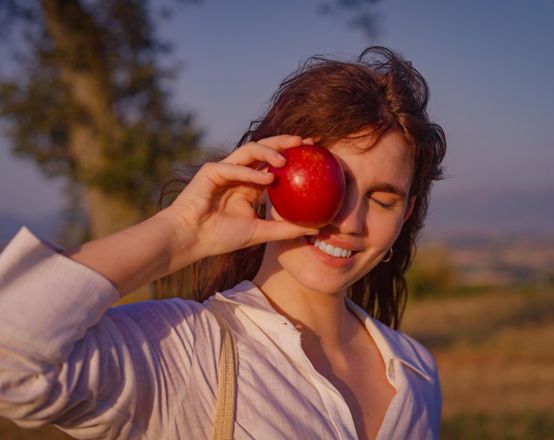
top-left (441, 411), bottom-right (554, 440)
top-left (0, 0), bottom-right (203, 235)
top-left (0, 58), bottom-right (77, 178)
top-left (407, 245), bottom-right (457, 300)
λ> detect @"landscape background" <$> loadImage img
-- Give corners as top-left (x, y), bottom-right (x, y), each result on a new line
top-left (1, 1), bottom-right (553, 439)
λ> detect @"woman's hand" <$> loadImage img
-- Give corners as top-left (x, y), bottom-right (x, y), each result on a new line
top-left (163, 135), bottom-right (318, 262)
top-left (60, 135), bottom-right (316, 296)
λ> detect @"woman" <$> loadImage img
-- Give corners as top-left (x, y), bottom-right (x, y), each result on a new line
top-left (0, 46), bottom-right (446, 439)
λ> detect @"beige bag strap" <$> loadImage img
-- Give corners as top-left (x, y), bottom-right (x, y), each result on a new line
top-left (211, 311), bottom-right (237, 440)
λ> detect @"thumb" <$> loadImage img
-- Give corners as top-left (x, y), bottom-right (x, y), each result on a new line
top-left (250, 219), bottom-right (319, 245)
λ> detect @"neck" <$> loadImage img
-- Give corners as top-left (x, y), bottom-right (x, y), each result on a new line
top-left (252, 267), bottom-right (359, 352)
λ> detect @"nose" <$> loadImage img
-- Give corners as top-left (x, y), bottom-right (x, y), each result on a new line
top-left (329, 186), bottom-right (365, 234)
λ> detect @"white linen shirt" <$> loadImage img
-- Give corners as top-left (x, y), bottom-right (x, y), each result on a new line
top-left (0, 227), bottom-right (442, 439)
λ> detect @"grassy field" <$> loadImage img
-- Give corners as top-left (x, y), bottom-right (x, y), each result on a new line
top-left (1, 285), bottom-right (553, 439)
top-left (402, 285), bottom-right (554, 439)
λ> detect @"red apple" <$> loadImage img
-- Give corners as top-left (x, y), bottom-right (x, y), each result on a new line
top-left (267, 145), bottom-right (345, 227)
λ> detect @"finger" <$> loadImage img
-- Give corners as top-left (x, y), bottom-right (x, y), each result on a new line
top-left (303, 137), bottom-right (315, 145)
top-left (222, 134), bottom-right (304, 166)
top-left (221, 141), bottom-right (288, 169)
top-left (255, 134), bottom-right (304, 150)
top-left (221, 134), bottom-right (306, 173)
top-left (192, 162), bottom-right (274, 194)
top-left (249, 218), bottom-right (319, 245)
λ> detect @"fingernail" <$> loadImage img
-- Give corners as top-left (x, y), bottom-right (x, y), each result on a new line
top-left (276, 153), bottom-right (287, 164)
top-left (304, 229), bottom-right (319, 235)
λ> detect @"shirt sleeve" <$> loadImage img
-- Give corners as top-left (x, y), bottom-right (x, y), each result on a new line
top-left (0, 227), bottom-right (211, 439)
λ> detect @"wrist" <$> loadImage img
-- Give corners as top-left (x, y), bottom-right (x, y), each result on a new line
top-left (154, 207), bottom-right (203, 272)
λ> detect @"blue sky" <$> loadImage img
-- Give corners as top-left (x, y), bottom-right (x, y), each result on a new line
top-left (1, 0), bottom-right (553, 230)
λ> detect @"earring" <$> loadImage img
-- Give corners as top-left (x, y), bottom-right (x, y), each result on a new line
top-left (381, 248), bottom-right (393, 263)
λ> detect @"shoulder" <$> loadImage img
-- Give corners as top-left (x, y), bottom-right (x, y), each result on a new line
top-left (106, 297), bottom-right (222, 352)
top-left (108, 296), bottom-right (211, 324)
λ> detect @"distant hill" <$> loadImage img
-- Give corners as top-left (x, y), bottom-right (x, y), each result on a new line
top-left (417, 186), bottom-right (554, 288)
top-left (422, 186), bottom-right (554, 241)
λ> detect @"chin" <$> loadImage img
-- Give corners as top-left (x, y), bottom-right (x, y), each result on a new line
top-left (283, 262), bottom-right (352, 296)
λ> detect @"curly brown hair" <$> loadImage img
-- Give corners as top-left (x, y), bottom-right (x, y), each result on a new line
top-left (156, 46), bottom-right (446, 329)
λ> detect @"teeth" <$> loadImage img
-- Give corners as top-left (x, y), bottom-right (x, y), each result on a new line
top-left (312, 238), bottom-right (353, 258)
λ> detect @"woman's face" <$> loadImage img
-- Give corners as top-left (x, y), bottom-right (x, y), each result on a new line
top-left (258, 129), bottom-right (415, 296)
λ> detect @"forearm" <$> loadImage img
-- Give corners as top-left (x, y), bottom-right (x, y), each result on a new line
top-left (62, 209), bottom-right (198, 297)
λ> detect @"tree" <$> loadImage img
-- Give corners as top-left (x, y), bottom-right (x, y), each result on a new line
top-left (0, 0), bottom-right (203, 246)
top-left (0, 0), bottom-right (381, 243)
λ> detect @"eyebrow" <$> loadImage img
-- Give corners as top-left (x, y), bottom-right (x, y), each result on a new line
top-left (368, 183), bottom-right (408, 199)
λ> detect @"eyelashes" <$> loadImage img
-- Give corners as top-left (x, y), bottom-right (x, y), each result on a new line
top-left (368, 196), bottom-right (395, 209)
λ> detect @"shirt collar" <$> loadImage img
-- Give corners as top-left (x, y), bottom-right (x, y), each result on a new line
top-left (212, 280), bottom-right (432, 382)
top-left (344, 298), bottom-right (433, 382)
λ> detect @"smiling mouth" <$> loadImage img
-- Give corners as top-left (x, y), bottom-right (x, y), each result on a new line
top-left (305, 236), bottom-right (358, 259)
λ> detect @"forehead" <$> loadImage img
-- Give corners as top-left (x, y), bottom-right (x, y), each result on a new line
top-left (330, 130), bottom-right (415, 178)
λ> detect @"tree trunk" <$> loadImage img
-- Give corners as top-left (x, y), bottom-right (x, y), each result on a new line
top-left (41, 0), bottom-right (153, 301)
top-left (70, 124), bottom-right (142, 239)
top-left (42, 0), bottom-right (137, 233)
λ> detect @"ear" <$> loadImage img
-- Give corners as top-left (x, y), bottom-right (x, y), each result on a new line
top-left (403, 196), bottom-right (416, 223)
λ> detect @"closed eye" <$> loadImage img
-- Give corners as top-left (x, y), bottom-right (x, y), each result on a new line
top-left (369, 197), bottom-right (396, 209)
top-left (345, 172), bottom-right (404, 209)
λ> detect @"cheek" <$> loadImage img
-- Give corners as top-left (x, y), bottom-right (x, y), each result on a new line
top-left (263, 205), bottom-right (303, 258)
top-left (366, 210), bottom-right (406, 245)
